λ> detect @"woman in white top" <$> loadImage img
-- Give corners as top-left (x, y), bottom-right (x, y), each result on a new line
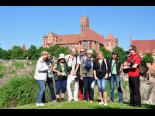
top-left (34, 51), bottom-right (49, 106)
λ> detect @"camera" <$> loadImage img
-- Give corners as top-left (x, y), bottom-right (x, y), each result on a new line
top-left (97, 69), bottom-right (102, 75)
top-left (68, 66), bottom-right (72, 72)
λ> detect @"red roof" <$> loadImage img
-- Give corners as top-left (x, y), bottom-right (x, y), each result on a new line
top-left (86, 28), bottom-right (104, 44)
top-left (131, 40), bottom-right (155, 54)
top-left (57, 34), bottom-right (81, 44)
top-left (80, 28), bottom-right (104, 44)
top-left (55, 28), bottom-right (104, 45)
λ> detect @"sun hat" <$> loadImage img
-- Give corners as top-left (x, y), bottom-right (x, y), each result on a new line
top-left (58, 53), bottom-right (65, 60)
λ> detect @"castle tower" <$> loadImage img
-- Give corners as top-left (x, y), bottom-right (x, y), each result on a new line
top-left (43, 32), bottom-right (57, 48)
top-left (21, 44), bottom-right (26, 51)
top-left (104, 33), bottom-right (118, 51)
top-left (80, 16), bottom-right (89, 33)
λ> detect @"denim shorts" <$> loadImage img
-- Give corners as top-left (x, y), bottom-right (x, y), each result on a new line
top-left (97, 78), bottom-right (107, 92)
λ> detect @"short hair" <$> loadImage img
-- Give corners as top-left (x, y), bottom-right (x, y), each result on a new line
top-left (86, 49), bottom-right (93, 54)
top-left (130, 45), bottom-right (137, 52)
top-left (41, 51), bottom-right (48, 56)
top-left (70, 47), bottom-right (77, 53)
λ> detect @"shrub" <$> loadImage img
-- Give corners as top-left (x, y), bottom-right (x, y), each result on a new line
top-left (0, 75), bottom-right (51, 108)
top-left (12, 62), bottom-right (25, 69)
top-left (0, 63), bottom-right (7, 78)
top-left (142, 53), bottom-right (154, 64)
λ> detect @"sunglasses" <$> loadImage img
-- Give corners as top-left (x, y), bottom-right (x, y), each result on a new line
top-left (87, 53), bottom-right (92, 55)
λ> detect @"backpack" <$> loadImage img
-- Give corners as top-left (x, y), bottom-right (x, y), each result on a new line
top-left (139, 62), bottom-right (149, 76)
top-left (84, 58), bottom-right (92, 72)
top-left (129, 55), bottom-right (149, 76)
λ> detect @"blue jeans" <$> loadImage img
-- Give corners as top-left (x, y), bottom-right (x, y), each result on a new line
top-left (97, 78), bottom-right (107, 92)
top-left (83, 77), bottom-right (94, 100)
top-left (37, 80), bottom-right (46, 103)
top-left (56, 78), bottom-right (67, 95)
top-left (110, 74), bottom-right (123, 102)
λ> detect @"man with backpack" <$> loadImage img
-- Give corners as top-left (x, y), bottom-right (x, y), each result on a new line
top-left (127, 45), bottom-right (141, 107)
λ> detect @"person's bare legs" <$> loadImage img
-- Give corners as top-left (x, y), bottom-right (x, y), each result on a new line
top-left (103, 91), bottom-right (108, 105)
top-left (99, 92), bottom-right (104, 104)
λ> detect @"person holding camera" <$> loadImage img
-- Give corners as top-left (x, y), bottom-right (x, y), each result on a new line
top-left (65, 48), bottom-right (81, 102)
top-left (80, 49), bottom-right (94, 103)
top-left (42, 54), bottom-right (56, 103)
top-left (127, 45), bottom-right (141, 107)
top-left (34, 51), bottom-right (49, 106)
top-left (52, 53), bottom-right (69, 102)
top-left (93, 52), bottom-right (108, 105)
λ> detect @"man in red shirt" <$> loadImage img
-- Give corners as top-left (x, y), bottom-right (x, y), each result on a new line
top-left (127, 45), bottom-right (141, 107)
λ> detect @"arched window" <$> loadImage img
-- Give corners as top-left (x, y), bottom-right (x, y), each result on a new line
top-left (83, 41), bottom-right (88, 49)
top-left (89, 42), bottom-right (92, 49)
top-left (107, 42), bottom-right (109, 47)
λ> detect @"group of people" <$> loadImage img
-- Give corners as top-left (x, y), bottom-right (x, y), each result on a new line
top-left (34, 45), bottom-right (142, 107)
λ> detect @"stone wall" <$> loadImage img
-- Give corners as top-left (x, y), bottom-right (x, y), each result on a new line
top-left (140, 78), bottom-right (155, 105)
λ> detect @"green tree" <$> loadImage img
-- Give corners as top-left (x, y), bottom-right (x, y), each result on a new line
top-left (113, 46), bottom-right (126, 63)
top-left (48, 45), bottom-right (70, 57)
top-left (27, 45), bottom-right (38, 59)
top-left (142, 53), bottom-right (154, 64)
top-left (92, 49), bottom-right (97, 59)
top-left (100, 46), bottom-right (112, 60)
top-left (10, 46), bottom-right (23, 59)
top-left (0, 48), bottom-right (10, 59)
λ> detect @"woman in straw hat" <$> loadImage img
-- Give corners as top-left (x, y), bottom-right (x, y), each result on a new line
top-left (52, 53), bottom-right (69, 102)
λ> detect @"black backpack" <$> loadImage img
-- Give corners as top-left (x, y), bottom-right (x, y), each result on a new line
top-left (139, 62), bottom-right (149, 76)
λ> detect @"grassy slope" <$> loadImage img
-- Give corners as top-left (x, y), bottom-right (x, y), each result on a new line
top-left (16, 101), bottom-right (155, 109)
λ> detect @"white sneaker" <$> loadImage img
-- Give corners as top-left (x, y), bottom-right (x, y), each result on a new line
top-left (68, 99), bottom-right (73, 102)
top-left (39, 103), bottom-right (44, 106)
top-left (52, 100), bottom-right (56, 103)
top-left (104, 103), bottom-right (108, 106)
top-left (74, 99), bottom-right (78, 102)
top-left (99, 102), bottom-right (104, 105)
top-left (36, 103), bottom-right (40, 106)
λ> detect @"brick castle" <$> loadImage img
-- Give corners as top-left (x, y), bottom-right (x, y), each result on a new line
top-left (42, 16), bottom-right (118, 52)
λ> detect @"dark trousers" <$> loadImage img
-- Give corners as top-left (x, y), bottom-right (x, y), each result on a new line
top-left (42, 78), bottom-right (56, 102)
top-left (83, 77), bottom-right (94, 100)
top-left (129, 76), bottom-right (141, 106)
top-left (78, 78), bottom-right (83, 100)
top-left (55, 78), bottom-right (67, 95)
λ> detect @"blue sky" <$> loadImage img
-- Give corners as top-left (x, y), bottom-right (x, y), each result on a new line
top-left (0, 6), bottom-right (155, 51)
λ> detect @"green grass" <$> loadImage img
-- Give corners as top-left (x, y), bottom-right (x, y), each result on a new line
top-left (0, 63), bottom-right (7, 78)
top-left (15, 101), bottom-right (155, 109)
top-left (12, 62), bottom-right (25, 69)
